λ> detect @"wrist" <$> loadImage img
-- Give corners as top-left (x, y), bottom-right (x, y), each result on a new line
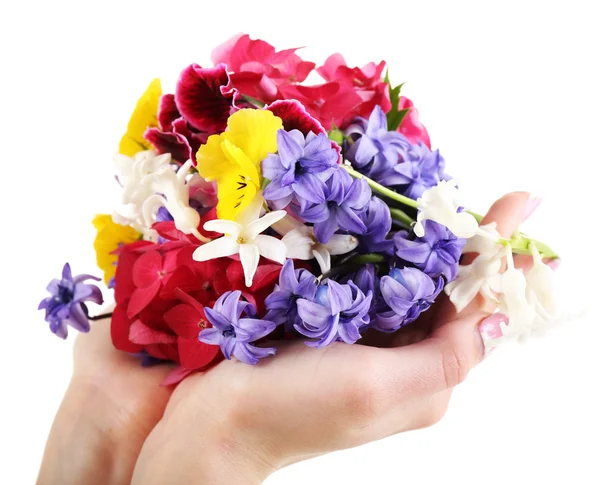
top-left (132, 391), bottom-right (276, 485)
top-left (37, 378), bottom-right (145, 485)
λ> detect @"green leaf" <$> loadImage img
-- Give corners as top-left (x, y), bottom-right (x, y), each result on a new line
top-left (328, 127), bottom-right (345, 145)
top-left (386, 77), bottom-right (406, 131)
top-left (260, 177), bottom-right (271, 191)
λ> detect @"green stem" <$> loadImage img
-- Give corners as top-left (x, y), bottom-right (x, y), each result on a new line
top-left (389, 207), bottom-right (414, 226)
top-left (350, 253), bottom-right (386, 265)
top-left (344, 165), bottom-right (418, 209)
top-left (344, 164), bottom-right (559, 260)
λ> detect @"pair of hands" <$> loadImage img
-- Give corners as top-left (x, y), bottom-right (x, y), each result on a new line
top-left (37, 192), bottom-right (531, 485)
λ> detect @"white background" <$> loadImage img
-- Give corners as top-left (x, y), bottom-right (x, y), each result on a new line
top-left (1, 1), bottom-right (599, 483)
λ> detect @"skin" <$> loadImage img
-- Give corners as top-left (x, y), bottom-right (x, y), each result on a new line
top-left (37, 192), bottom-right (532, 485)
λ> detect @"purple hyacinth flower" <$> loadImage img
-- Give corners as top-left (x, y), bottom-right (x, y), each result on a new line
top-left (265, 259), bottom-right (317, 332)
top-left (38, 263), bottom-right (104, 339)
top-left (262, 129), bottom-right (339, 209)
top-left (394, 220), bottom-right (467, 281)
top-left (345, 105), bottom-right (412, 182)
top-left (383, 142), bottom-right (449, 199)
top-left (295, 280), bottom-right (372, 347)
top-left (300, 167), bottom-right (371, 243)
top-left (379, 267), bottom-right (443, 331)
top-left (357, 196), bottom-right (394, 254)
top-left (200, 290), bottom-right (277, 365)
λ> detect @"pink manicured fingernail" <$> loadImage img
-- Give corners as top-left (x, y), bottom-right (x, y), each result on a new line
top-left (479, 313), bottom-right (509, 356)
top-left (546, 259), bottom-right (561, 271)
top-left (523, 195), bottom-right (543, 221)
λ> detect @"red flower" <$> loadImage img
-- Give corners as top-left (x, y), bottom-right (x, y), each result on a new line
top-left (279, 82), bottom-right (362, 131)
top-left (397, 96), bottom-right (431, 148)
top-left (212, 34), bottom-right (316, 103)
top-left (316, 54), bottom-right (392, 126)
top-left (110, 220), bottom-right (282, 385)
top-left (145, 64), bottom-right (240, 164)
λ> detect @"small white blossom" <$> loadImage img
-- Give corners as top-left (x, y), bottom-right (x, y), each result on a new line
top-left (142, 160), bottom-right (208, 242)
top-left (444, 249), bottom-right (504, 313)
top-left (113, 150), bottom-right (172, 234)
top-left (192, 197), bottom-right (287, 287)
top-left (414, 180), bottom-right (479, 239)
top-left (462, 222), bottom-right (502, 255)
top-left (274, 216), bottom-right (358, 274)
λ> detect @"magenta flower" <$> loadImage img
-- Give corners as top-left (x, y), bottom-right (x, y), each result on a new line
top-left (316, 53), bottom-right (392, 126)
top-left (212, 34), bottom-right (316, 103)
top-left (145, 64), bottom-right (239, 163)
top-left (396, 96), bottom-right (431, 148)
top-left (279, 82), bottom-right (363, 131)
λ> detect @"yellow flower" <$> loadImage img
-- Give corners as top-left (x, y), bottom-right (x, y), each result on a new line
top-left (92, 215), bottom-right (141, 284)
top-left (118, 78), bottom-right (162, 157)
top-left (196, 109), bottom-right (283, 220)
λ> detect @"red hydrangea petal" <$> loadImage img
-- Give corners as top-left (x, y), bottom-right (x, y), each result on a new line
top-left (178, 337), bottom-right (221, 370)
top-left (164, 303), bottom-right (203, 338)
top-left (110, 303), bottom-right (143, 353)
top-left (127, 280), bottom-right (161, 318)
top-left (129, 319), bottom-right (178, 345)
top-left (133, 250), bottom-right (162, 288)
top-left (175, 63), bottom-right (237, 134)
top-left (145, 343), bottom-right (179, 362)
top-left (160, 266), bottom-right (200, 300)
top-left (114, 241), bottom-right (154, 305)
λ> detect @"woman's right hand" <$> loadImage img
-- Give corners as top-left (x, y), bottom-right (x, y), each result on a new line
top-left (131, 191), bottom-right (531, 485)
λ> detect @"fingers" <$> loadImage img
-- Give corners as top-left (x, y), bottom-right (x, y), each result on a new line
top-left (480, 191), bottom-right (530, 237)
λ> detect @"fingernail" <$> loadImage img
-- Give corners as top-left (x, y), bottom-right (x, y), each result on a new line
top-left (479, 313), bottom-right (509, 356)
top-left (523, 195), bottom-right (543, 222)
top-left (546, 259), bottom-right (561, 271)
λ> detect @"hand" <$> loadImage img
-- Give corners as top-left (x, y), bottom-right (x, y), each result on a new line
top-left (130, 192), bottom-right (532, 484)
top-left (37, 312), bottom-right (175, 484)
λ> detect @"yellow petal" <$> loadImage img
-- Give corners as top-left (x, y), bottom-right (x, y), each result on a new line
top-left (118, 78), bottom-right (162, 157)
top-left (196, 133), bottom-right (232, 181)
top-left (92, 214), bottom-right (141, 284)
top-left (216, 172), bottom-right (259, 221)
top-left (222, 109), bottom-right (282, 165)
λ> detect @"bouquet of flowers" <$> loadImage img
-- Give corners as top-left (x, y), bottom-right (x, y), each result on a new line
top-left (39, 34), bottom-right (559, 385)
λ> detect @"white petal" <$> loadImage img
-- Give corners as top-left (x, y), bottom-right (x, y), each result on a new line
top-left (271, 214), bottom-right (303, 236)
top-left (203, 219), bottom-right (242, 237)
top-left (463, 223), bottom-right (501, 254)
top-left (192, 237), bottom-right (239, 262)
top-left (142, 194), bottom-right (165, 227)
top-left (255, 235), bottom-right (287, 264)
top-left (239, 243), bottom-right (260, 287)
top-left (236, 194), bottom-right (265, 227)
top-left (312, 245), bottom-right (331, 274)
top-left (171, 206), bottom-right (201, 235)
top-left (246, 210), bottom-right (287, 240)
top-left (325, 234), bottom-right (359, 255)
top-left (447, 277), bottom-right (482, 313)
top-left (282, 229), bottom-right (314, 259)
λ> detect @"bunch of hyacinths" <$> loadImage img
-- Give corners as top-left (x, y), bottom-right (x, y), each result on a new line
top-left (39, 34), bottom-right (559, 383)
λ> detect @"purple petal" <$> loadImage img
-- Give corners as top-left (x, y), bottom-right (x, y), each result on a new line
top-left (61, 263), bottom-right (73, 282)
top-left (326, 280), bottom-right (352, 315)
top-left (199, 327), bottom-right (222, 346)
top-left (69, 303), bottom-right (91, 333)
top-left (276, 129), bottom-right (305, 166)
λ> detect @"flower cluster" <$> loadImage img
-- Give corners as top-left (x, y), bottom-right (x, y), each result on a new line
top-left (39, 34), bottom-right (560, 383)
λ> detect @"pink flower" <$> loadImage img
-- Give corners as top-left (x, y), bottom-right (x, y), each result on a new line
top-left (397, 96), bottom-right (431, 148)
top-left (316, 54), bottom-right (392, 126)
top-left (212, 34), bottom-right (315, 103)
top-left (279, 82), bottom-right (362, 131)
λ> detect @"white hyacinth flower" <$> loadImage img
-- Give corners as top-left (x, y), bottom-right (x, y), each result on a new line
top-left (462, 222), bottom-right (502, 255)
top-left (113, 150), bottom-right (172, 233)
top-left (414, 180), bottom-right (480, 239)
top-left (273, 216), bottom-right (358, 274)
top-left (526, 243), bottom-right (558, 322)
top-left (444, 249), bottom-right (504, 313)
top-left (142, 159), bottom-right (208, 242)
top-left (192, 197), bottom-right (287, 287)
